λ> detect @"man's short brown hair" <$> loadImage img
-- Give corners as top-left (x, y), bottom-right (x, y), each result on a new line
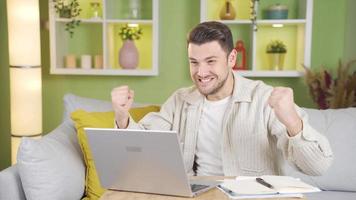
top-left (187, 21), bottom-right (234, 55)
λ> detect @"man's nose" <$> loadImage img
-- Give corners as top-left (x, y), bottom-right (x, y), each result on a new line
top-left (197, 65), bottom-right (209, 77)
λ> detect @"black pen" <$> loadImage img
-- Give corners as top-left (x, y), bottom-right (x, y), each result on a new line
top-left (256, 177), bottom-right (274, 189)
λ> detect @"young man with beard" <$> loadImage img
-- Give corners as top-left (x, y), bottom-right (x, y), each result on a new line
top-left (111, 21), bottom-right (333, 176)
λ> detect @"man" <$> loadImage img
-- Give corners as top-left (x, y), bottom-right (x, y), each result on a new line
top-left (111, 21), bottom-right (333, 176)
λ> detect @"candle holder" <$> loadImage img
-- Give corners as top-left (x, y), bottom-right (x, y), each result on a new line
top-left (90, 1), bottom-right (101, 19)
top-left (127, 0), bottom-right (141, 19)
top-left (81, 55), bottom-right (92, 69)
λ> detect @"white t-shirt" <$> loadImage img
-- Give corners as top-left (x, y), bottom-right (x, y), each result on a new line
top-left (195, 96), bottom-right (231, 176)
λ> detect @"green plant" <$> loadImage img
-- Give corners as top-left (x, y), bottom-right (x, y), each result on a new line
top-left (266, 40), bottom-right (287, 53)
top-left (118, 24), bottom-right (143, 41)
top-left (304, 59), bottom-right (356, 109)
top-left (53, 0), bottom-right (81, 37)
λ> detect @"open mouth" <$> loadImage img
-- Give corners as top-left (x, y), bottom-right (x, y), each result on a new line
top-left (198, 77), bottom-right (214, 86)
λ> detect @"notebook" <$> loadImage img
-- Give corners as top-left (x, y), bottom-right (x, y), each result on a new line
top-left (218, 175), bottom-right (320, 199)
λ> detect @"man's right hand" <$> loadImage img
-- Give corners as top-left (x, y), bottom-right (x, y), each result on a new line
top-left (111, 85), bottom-right (134, 129)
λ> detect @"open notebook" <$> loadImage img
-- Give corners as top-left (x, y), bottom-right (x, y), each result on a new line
top-left (218, 175), bottom-right (320, 199)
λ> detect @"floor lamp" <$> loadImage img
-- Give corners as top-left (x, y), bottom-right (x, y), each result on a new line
top-left (6, 0), bottom-right (42, 164)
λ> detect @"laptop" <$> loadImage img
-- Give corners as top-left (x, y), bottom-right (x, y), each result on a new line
top-left (84, 128), bottom-right (219, 197)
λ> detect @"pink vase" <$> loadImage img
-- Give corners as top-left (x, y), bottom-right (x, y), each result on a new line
top-left (119, 40), bottom-right (139, 69)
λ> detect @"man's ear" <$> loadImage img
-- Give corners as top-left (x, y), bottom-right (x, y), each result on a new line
top-left (228, 49), bottom-right (237, 69)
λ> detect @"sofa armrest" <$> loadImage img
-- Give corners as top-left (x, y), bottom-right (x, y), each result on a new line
top-left (0, 164), bottom-right (26, 200)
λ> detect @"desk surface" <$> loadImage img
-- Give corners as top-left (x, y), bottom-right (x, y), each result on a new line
top-left (100, 176), bottom-right (305, 200)
top-left (99, 176), bottom-right (306, 200)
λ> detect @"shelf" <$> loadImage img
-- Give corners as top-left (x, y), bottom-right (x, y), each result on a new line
top-left (257, 0), bottom-right (307, 20)
top-left (53, 23), bottom-right (103, 69)
top-left (255, 25), bottom-right (305, 71)
top-left (49, 0), bottom-right (159, 76)
top-left (227, 24), bottom-right (253, 70)
top-left (203, 19), bottom-right (306, 26)
top-left (106, 23), bottom-right (153, 70)
top-left (200, 0), bottom-right (313, 77)
top-left (203, 0), bottom-right (251, 21)
top-left (105, 19), bottom-right (153, 24)
top-left (257, 19), bottom-right (306, 25)
top-left (106, 0), bottom-right (153, 20)
top-left (217, 20), bottom-right (252, 24)
top-left (55, 18), bottom-right (104, 23)
top-left (55, 18), bottom-right (153, 24)
top-left (235, 70), bottom-right (304, 77)
top-left (77, 0), bottom-right (104, 19)
top-left (50, 68), bottom-right (157, 76)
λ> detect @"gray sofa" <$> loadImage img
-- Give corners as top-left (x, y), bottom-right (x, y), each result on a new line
top-left (0, 94), bottom-right (355, 200)
top-left (282, 107), bottom-right (356, 200)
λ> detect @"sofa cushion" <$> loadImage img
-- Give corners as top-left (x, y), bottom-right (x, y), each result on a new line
top-left (305, 191), bottom-right (356, 200)
top-left (63, 93), bottom-right (113, 122)
top-left (71, 110), bottom-right (113, 199)
top-left (283, 108), bottom-right (356, 192)
top-left (17, 135), bottom-right (85, 200)
top-left (63, 93), bottom-right (149, 122)
top-left (0, 165), bottom-right (26, 200)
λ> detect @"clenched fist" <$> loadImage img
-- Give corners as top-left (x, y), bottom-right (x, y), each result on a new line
top-left (268, 87), bottom-right (302, 137)
top-left (111, 85), bottom-right (134, 128)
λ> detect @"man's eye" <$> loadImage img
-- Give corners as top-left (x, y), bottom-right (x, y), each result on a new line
top-left (190, 61), bottom-right (198, 65)
top-left (207, 60), bottom-right (216, 64)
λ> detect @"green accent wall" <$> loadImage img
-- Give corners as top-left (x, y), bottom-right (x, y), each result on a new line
top-left (0, 0), bottom-right (351, 170)
top-left (311, 0), bottom-right (347, 70)
top-left (0, 0), bottom-right (11, 171)
top-left (344, 0), bottom-right (356, 61)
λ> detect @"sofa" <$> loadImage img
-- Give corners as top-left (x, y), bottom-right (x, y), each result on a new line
top-left (0, 93), bottom-right (355, 200)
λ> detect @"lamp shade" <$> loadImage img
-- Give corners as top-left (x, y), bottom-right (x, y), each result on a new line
top-left (10, 68), bottom-right (42, 135)
top-left (7, 0), bottom-right (42, 164)
top-left (7, 0), bottom-right (41, 66)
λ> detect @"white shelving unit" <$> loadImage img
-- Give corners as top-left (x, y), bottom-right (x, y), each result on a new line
top-left (200, 0), bottom-right (313, 77)
top-left (49, 0), bottom-right (159, 76)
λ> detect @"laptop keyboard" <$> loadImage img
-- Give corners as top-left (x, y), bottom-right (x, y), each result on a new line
top-left (190, 184), bottom-right (210, 192)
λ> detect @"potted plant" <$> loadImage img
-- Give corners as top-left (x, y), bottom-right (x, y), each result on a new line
top-left (52, 0), bottom-right (81, 37)
top-left (304, 59), bottom-right (356, 109)
top-left (266, 40), bottom-right (287, 70)
top-left (118, 24), bottom-right (143, 69)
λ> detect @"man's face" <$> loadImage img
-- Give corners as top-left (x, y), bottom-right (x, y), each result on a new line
top-left (188, 41), bottom-right (235, 99)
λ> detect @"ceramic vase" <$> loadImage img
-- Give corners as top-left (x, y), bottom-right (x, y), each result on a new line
top-left (219, 0), bottom-right (236, 20)
top-left (268, 53), bottom-right (285, 70)
top-left (119, 40), bottom-right (139, 69)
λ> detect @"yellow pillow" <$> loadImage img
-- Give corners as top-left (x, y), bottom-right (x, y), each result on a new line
top-left (129, 105), bottom-right (160, 122)
top-left (71, 105), bottom-right (160, 200)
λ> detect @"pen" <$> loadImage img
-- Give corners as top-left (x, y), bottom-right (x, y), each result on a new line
top-left (217, 185), bottom-right (237, 196)
top-left (256, 177), bottom-right (274, 189)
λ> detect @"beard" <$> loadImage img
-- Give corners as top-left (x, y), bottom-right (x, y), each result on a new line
top-left (194, 71), bottom-right (230, 96)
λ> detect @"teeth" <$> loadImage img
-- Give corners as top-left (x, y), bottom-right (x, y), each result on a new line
top-left (200, 78), bottom-right (212, 83)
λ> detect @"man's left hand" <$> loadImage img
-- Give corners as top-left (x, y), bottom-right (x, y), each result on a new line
top-left (268, 87), bottom-right (303, 137)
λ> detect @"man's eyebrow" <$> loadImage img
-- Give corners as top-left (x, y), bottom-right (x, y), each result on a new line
top-left (204, 56), bottom-right (218, 60)
top-left (189, 56), bottom-right (217, 61)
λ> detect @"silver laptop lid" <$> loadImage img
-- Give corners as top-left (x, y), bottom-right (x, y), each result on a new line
top-left (84, 128), bottom-right (194, 197)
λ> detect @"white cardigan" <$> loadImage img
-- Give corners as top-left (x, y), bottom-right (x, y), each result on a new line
top-left (127, 72), bottom-right (333, 176)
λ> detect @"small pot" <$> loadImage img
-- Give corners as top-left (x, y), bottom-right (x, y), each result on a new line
top-left (264, 4), bottom-right (288, 19)
top-left (267, 53), bottom-right (286, 70)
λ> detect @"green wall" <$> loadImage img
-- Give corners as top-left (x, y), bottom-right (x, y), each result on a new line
top-left (0, 0), bottom-right (11, 171)
top-left (311, 0), bottom-right (347, 70)
top-left (0, 0), bottom-right (350, 170)
top-left (344, 0), bottom-right (356, 61)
